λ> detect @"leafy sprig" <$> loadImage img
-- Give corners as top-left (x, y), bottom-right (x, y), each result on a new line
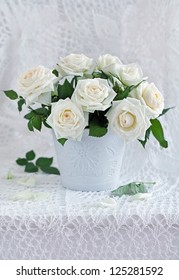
top-left (111, 182), bottom-right (155, 197)
top-left (16, 150), bottom-right (60, 174)
top-left (24, 107), bottom-right (50, 131)
top-left (139, 107), bottom-right (173, 148)
top-left (139, 119), bottom-right (168, 148)
top-left (4, 90), bottom-right (26, 112)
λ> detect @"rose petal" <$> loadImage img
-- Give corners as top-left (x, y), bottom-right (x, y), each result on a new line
top-left (129, 193), bottom-right (152, 201)
top-left (17, 177), bottom-right (36, 187)
top-left (11, 190), bottom-right (50, 201)
top-left (11, 189), bottom-right (35, 201)
top-left (6, 171), bottom-right (14, 180)
top-left (95, 198), bottom-right (117, 208)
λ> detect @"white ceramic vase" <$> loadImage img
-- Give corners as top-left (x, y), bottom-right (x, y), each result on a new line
top-left (53, 130), bottom-right (125, 191)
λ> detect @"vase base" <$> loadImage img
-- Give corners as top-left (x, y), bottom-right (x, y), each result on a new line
top-left (60, 178), bottom-right (119, 192)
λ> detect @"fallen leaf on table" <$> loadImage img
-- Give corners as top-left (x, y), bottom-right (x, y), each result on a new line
top-left (111, 182), bottom-right (155, 198)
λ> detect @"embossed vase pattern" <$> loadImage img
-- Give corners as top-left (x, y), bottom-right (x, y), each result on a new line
top-left (53, 130), bottom-right (125, 191)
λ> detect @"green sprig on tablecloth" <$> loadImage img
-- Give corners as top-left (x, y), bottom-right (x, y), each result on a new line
top-left (111, 182), bottom-right (155, 197)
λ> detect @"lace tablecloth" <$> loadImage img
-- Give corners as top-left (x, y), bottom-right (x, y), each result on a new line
top-left (0, 0), bottom-right (179, 260)
top-left (1, 169), bottom-right (179, 260)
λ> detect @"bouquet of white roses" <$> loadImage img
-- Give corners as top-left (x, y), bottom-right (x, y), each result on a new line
top-left (4, 53), bottom-right (171, 148)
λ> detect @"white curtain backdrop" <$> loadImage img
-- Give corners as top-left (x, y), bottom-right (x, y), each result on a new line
top-left (0, 0), bottom-right (179, 259)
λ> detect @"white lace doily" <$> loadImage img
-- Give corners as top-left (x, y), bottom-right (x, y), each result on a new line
top-left (0, 0), bottom-right (179, 259)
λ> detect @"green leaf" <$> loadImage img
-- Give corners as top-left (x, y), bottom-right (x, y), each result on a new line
top-left (57, 138), bottom-right (68, 146)
top-left (92, 71), bottom-right (108, 79)
top-left (113, 80), bottom-right (144, 101)
top-left (34, 108), bottom-right (49, 116)
top-left (25, 108), bottom-right (48, 131)
top-left (108, 75), bottom-right (116, 86)
top-left (36, 157), bottom-right (53, 168)
top-left (89, 123), bottom-right (108, 137)
top-left (24, 111), bottom-right (35, 120)
top-left (43, 120), bottom-right (51, 128)
top-left (138, 127), bottom-right (151, 148)
top-left (58, 79), bottom-right (74, 99)
top-left (25, 108), bottom-right (49, 118)
top-left (89, 110), bottom-right (109, 125)
top-left (111, 182), bottom-right (148, 197)
top-left (113, 87), bottom-right (128, 100)
top-left (52, 69), bottom-right (59, 77)
top-left (26, 150), bottom-right (36, 161)
top-left (4, 90), bottom-right (18, 100)
top-left (89, 111), bottom-right (108, 137)
top-left (150, 119), bottom-right (168, 148)
top-left (40, 166), bottom-right (60, 175)
top-left (52, 95), bottom-right (59, 102)
top-left (27, 120), bottom-right (34, 131)
top-left (16, 158), bottom-right (27, 166)
top-left (31, 115), bottom-right (42, 131)
top-left (25, 162), bottom-right (38, 173)
top-left (158, 107), bottom-right (175, 118)
top-left (17, 98), bottom-right (25, 112)
top-left (71, 76), bottom-right (80, 87)
top-left (92, 72), bottom-right (101, 78)
top-left (113, 85), bottom-right (133, 100)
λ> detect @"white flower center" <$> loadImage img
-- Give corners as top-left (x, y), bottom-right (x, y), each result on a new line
top-left (59, 109), bottom-right (75, 124)
top-left (24, 71), bottom-right (34, 79)
top-left (127, 68), bottom-right (135, 75)
top-left (118, 111), bottom-right (135, 129)
top-left (125, 66), bottom-right (139, 78)
top-left (87, 84), bottom-right (102, 96)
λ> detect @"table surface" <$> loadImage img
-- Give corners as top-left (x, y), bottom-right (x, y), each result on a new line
top-left (0, 112), bottom-right (179, 259)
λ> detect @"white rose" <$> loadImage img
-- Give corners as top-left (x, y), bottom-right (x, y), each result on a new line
top-left (107, 97), bottom-right (151, 141)
top-left (119, 63), bottom-right (143, 86)
top-left (97, 54), bottom-right (122, 75)
top-left (18, 66), bottom-right (57, 106)
top-left (72, 78), bottom-right (116, 113)
top-left (47, 98), bottom-right (87, 141)
top-left (56, 53), bottom-right (95, 77)
top-left (129, 82), bottom-right (164, 118)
